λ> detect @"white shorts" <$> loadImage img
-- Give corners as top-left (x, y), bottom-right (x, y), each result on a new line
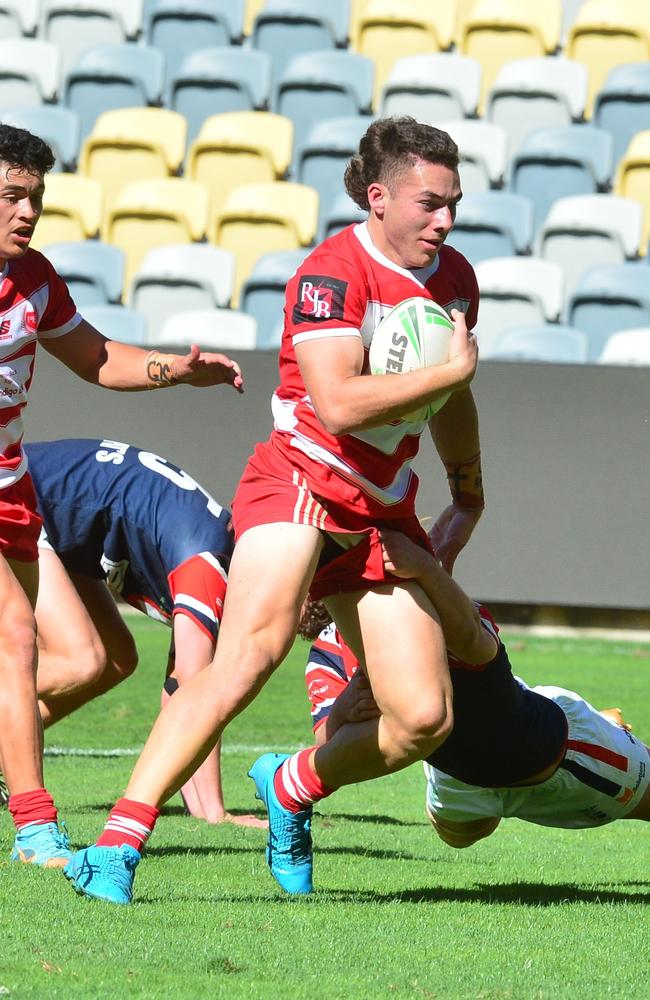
top-left (425, 684), bottom-right (649, 830)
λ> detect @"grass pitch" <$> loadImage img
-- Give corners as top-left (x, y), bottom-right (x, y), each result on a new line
top-left (1, 622), bottom-right (648, 999)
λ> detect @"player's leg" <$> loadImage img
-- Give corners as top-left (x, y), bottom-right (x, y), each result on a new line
top-left (427, 813), bottom-right (501, 848)
top-left (249, 579), bottom-right (452, 894)
top-left (36, 552), bottom-right (138, 726)
top-left (0, 553), bottom-right (71, 866)
top-left (64, 522), bottom-right (323, 903)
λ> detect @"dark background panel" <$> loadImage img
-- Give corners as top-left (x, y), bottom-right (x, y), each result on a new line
top-left (26, 350), bottom-right (650, 609)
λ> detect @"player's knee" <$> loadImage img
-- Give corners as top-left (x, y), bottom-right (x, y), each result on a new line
top-left (114, 636), bottom-right (138, 679)
top-left (398, 700), bottom-right (453, 758)
top-left (0, 608), bottom-right (37, 674)
top-left (431, 815), bottom-right (499, 849)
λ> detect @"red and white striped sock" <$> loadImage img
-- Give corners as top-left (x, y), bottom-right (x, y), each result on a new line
top-left (273, 748), bottom-right (335, 814)
top-left (96, 798), bottom-right (160, 853)
top-left (8, 787), bottom-right (58, 831)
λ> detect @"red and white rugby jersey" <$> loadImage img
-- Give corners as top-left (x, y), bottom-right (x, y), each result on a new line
top-left (270, 222), bottom-right (479, 520)
top-left (0, 249), bottom-right (81, 488)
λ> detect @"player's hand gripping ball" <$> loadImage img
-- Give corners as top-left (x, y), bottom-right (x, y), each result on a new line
top-left (369, 296), bottom-right (454, 422)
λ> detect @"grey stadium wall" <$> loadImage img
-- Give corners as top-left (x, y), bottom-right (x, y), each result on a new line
top-left (26, 350), bottom-right (649, 612)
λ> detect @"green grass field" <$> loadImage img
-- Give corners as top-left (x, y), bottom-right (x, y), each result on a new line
top-left (1, 622), bottom-right (649, 999)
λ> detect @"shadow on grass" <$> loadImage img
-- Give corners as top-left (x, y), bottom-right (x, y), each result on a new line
top-left (323, 882), bottom-right (650, 906)
top-left (143, 844), bottom-right (417, 862)
top-left (315, 811), bottom-right (421, 827)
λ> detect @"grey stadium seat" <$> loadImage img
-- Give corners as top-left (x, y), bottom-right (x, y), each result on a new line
top-left (566, 263), bottom-right (650, 361)
top-left (43, 241), bottom-right (125, 306)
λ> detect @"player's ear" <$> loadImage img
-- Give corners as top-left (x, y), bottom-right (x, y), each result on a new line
top-left (367, 182), bottom-right (387, 216)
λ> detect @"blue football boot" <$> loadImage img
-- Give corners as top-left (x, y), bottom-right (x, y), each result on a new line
top-left (63, 844), bottom-right (140, 904)
top-left (248, 752), bottom-right (313, 894)
top-left (11, 821), bottom-right (72, 868)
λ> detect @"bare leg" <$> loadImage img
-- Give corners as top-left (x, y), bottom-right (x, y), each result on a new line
top-left (36, 553), bottom-right (138, 726)
top-left (0, 553), bottom-right (41, 794)
top-left (124, 523), bottom-right (324, 807)
top-left (312, 581), bottom-right (453, 786)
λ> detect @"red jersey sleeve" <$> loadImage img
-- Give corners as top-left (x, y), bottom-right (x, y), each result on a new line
top-left (36, 252), bottom-right (81, 338)
top-left (284, 239), bottom-right (369, 347)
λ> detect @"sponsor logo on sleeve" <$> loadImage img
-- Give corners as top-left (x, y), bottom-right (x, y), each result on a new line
top-left (24, 309), bottom-right (37, 333)
top-left (292, 275), bottom-right (348, 324)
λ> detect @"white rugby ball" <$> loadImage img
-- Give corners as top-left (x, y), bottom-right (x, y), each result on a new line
top-left (369, 296), bottom-right (455, 422)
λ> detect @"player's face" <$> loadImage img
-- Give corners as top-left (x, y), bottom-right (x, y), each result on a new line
top-left (367, 159), bottom-right (462, 269)
top-left (0, 162), bottom-right (45, 265)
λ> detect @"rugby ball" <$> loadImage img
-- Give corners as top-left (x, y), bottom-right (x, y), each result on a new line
top-left (368, 296), bottom-right (454, 422)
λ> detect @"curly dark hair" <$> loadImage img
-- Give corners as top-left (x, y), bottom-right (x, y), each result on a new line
top-left (0, 124), bottom-right (55, 177)
top-left (297, 597), bottom-right (333, 642)
top-left (344, 116), bottom-right (459, 211)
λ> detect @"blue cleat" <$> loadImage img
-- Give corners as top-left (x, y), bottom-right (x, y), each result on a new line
top-left (11, 821), bottom-right (72, 868)
top-left (248, 752), bottom-right (313, 895)
top-left (63, 844), bottom-right (140, 904)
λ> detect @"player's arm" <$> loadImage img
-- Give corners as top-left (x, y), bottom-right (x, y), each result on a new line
top-left (427, 387), bottom-right (484, 572)
top-left (41, 319), bottom-right (244, 393)
top-left (295, 309), bottom-right (477, 435)
top-left (380, 529), bottom-right (497, 665)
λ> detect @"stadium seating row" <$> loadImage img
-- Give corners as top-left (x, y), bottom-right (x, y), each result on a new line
top-left (40, 240), bottom-right (650, 364)
top-left (2, 0), bottom-right (649, 111)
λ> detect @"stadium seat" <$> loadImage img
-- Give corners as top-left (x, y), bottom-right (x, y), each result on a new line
top-left (277, 51), bottom-right (374, 162)
top-left (445, 191), bottom-right (534, 264)
top-left (187, 111), bottom-right (293, 220)
top-left (0, 0), bottom-right (39, 39)
top-left (251, 0), bottom-right (342, 87)
top-left (42, 1), bottom-right (143, 79)
top-left (566, 0), bottom-right (650, 117)
top-left (80, 108), bottom-right (187, 217)
top-left (614, 131), bottom-right (650, 255)
top-left (82, 303), bottom-right (148, 345)
top-left (170, 47), bottom-right (272, 146)
top-left (211, 181), bottom-right (319, 305)
top-left (487, 57), bottom-right (588, 159)
top-left (30, 174), bottom-right (104, 249)
top-left (594, 63), bottom-right (650, 166)
top-left (353, 0), bottom-right (456, 108)
top-left (156, 308), bottom-right (258, 351)
top-left (43, 240), bottom-right (125, 306)
top-left (0, 107), bottom-right (81, 173)
top-left (474, 256), bottom-right (565, 355)
top-left (105, 177), bottom-right (210, 288)
top-left (63, 43), bottom-right (165, 142)
top-left (598, 327), bottom-right (650, 365)
top-left (296, 115), bottom-right (373, 238)
top-left (381, 52), bottom-right (482, 121)
top-left (240, 248), bottom-right (309, 348)
top-left (129, 244), bottom-right (236, 338)
top-left (566, 262), bottom-right (650, 359)
top-left (0, 38), bottom-right (60, 107)
top-left (508, 125), bottom-right (614, 234)
top-left (486, 323), bottom-right (589, 363)
top-left (145, 0), bottom-right (241, 100)
top-left (322, 191), bottom-right (368, 239)
top-left (458, 0), bottom-right (562, 113)
top-left (537, 194), bottom-right (643, 297)
top-left (437, 120), bottom-right (508, 192)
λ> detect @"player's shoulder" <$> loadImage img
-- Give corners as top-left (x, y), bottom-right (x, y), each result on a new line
top-left (296, 225), bottom-right (365, 277)
top-left (7, 247), bottom-right (54, 284)
top-left (437, 243), bottom-right (477, 282)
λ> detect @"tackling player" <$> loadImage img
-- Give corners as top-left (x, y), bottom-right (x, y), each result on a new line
top-left (24, 437), bottom-right (265, 827)
top-left (304, 532), bottom-right (649, 846)
top-left (0, 124), bottom-right (243, 869)
top-left (64, 116), bottom-right (483, 903)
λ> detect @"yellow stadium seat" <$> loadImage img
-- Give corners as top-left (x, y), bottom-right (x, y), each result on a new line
top-left (243, 0), bottom-right (266, 36)
top-left (566, 0), bottom-right (650, 117)
top-left (352, 0), bottom-right (457, 107)
top-left (79, 108), bottom-right (187, 217)
top-left (459, 0), bottom-right (562, 113)
top-left (211, 181), bottom-right (318, 305)
top-left (615, 131), bottom-right (650, 254)
top-left (31, 174), bottom-right (103, 249)
top-left (187, 111), bottom-right (293, 219)
top-left (104, 177), bottom-right (209, 288)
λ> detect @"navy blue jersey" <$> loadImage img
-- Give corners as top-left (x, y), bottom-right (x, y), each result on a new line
top-left (306, 615), bottom-right (568, 788)
top-left (25, 438), bottom-right (233, 641)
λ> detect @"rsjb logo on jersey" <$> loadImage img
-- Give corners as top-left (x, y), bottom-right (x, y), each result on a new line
top-left (293, 275), bottom-right (347, 324)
